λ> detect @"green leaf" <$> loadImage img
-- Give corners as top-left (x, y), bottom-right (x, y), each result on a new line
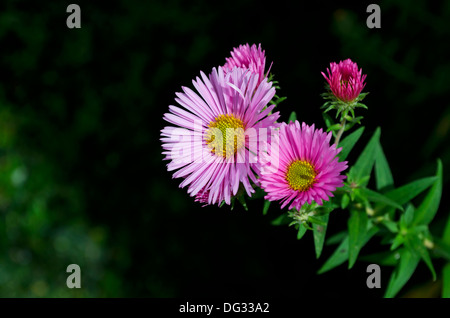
top-left (385, 176), bottom-right (437, 205)
top-left (348, 127), bottom-right (381, 187)
top-left (341, 193), bottom-right (350, 209)
top-left (384, 248), bottom-right (420, 298)
top-left (348, 210), bottom-right (369, 268)
top-left (323, 105), bottom-right (334, 113)
top-left (297, 223), bottom-right (307, 240)
top-left (319, 225), bottom-right (378, 274)
top-left (321, 199), bottom-right (339, 211)
top-left (322, 112), bottom-right (335, 130)
top-left (381, 219), bottom-right (399, 233)
top-left (360, 250), bottom-right (401, 266)
top-left (251, 187), bottom-right (266, 199)
top-left (308, 216), bottom-right (327, 226)
top-left (271, 214), bottom-right (290, 226)
top-left (337, 126), bottom-right (365, 162)
top-left (263, 200), bottom-right (270, 215)
top-left (404, 233), bottom-right (436, 281)
top-left (237, 194), bottom-right (248, 211)
top-left (325, 231), bottom-right (347, 246)
top-left (272, 96), bottom-right (287, 106)
top-left (443, 212), bottom-right (450, 246)
top-left (288, 111), bottom-right (297, 123)
top-left (358, 92), bottom-right (369, 100)
top-left (375, 142), bottom-right (394, 192)
top-left (313, 214), bottom-right (329, 259)
top-left (443, 263), bottom-right (450, 298)
top-left (355, 103), bottom-right (368, 109)
top-left (400, 204), bottom-right (415, 230)
top-left (433, 238), bottom-right (450, 262)
top-left (390, 234), bottom-right (404, 251)
top-left (327, 124), bottom-right (342, 132)
top-left (318, 235), bottom-right (349, 274)
top-left (380, 234), bottom-right (393, 246)
top-left (358, 188), bottom-right (404, 212)
top-left (344, 116), bottom-right (364, 131)
top-left (412, 159), bottom-right (443, 226)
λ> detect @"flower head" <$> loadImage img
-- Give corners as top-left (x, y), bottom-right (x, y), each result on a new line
top-left (224, 43), bottom-right (267, 87)
top-left (259, 121), bottom-right (347, 210)
top-left (161, 66), bottom-right (280, 206)
top-left (321, 58), bottom-right (366, 103)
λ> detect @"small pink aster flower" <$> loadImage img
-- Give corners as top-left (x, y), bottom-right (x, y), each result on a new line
top-left (259, 121), bottom-right (348, 210)
top-left (161, 66), bottom-right (280, 206)
top-left (321, 59), bottom-right (366, 103)
top-left (224, 43), bottom-right (267, 86)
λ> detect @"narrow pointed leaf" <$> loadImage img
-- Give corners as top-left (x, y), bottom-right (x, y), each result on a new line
top-left (337, 126), bottom-right (365, 162)
top-left (251, 187), bottom-right (266, 199)
top-left (348, 210), bottom-right (369, 268)
top-left (443, 263), bottom-right (450, 298)
top-left (313, 214), bottom-right (329, 259)
top-left (308, 216), bottom-right (327, 226)
top-left (359, 188), bottom-right (404, 211)
top-left (319, 225), bottom-right (378, 274)
top-left (360, 250), bottom-right (401, 266)
top-left (412, 159), bottom-right (443, 226)
top-left (318, 235), bottom-right (349, 274)
top-left (297, 223), bottom-right (307, 240)
top-left (405, 233), bottom-right (436, 281)
top-left (375, 142), bottom-right (394, 191)
top-left (433, 238), bottom-right (450, 262)
top-left (384, 248), bottom-right (420, 298)
top-left (288, 111), bottom-right (297, 123)
top-left (263, 200), bottom-right (270, 215)
top-left (390, 234), bottom-right (404, 251)
top-left (327, 124), bottom-right (342, 132)
top-left (348, 127), bottom-right (380, 186)
top-left (381, 219), bottom-right (399, 233)
top-left (237, 194), bottom-right (248, 211)
top-left (400, 204), bottom-right (415, 229)
top-left (325, 231), bottom-right (347, 246)
top-left (341, 193), bottom-right (350, 209)
top-left (443, 213), bottom-right (450, 246)
top-left (271, 214), bottom-right (290, 226)
top-left (385, 176), bottom-right (437, 205)
top-left (322, 112), bottom-right (335, 130)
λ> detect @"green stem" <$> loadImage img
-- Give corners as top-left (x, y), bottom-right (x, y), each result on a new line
top-left (334, 119), bottom-right (346, 145)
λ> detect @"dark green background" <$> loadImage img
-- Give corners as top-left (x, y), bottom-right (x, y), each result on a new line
top-left (0, 0), bottom-right (449, 297)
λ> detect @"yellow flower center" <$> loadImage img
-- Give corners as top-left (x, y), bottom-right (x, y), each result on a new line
top-left (286, 160), bottom-right (317, 191)
top-left (205, 114), bottom-right (245, 158)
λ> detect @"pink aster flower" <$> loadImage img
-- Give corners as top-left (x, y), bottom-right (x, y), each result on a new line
top-left (259, 121), bottom-right (348, 210)
top-left (224, 43), bottom-right (267, 87)
top-left (161, 66), bottom-right (280, 206)
top-left (321, 59), bottom-right (366, 103)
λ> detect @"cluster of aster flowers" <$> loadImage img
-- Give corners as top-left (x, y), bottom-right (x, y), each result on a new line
top-left (161, 44), bottom-right (367, 215)
top-left (161, 48), bottom-right (448, 298)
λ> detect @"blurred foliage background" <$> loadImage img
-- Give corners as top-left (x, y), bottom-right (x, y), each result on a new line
top-left (0, 0), bottom-right (448, 297)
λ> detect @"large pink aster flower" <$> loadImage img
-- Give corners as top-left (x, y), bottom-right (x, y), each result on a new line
top-left (259, 121), bottom-right (348, 210)
top-left (321, 59), bottom-right (366, 103)
top-left (161, 66), bottom-right (280, 206)
top-left (224, 43), bottom-right (267, 87)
